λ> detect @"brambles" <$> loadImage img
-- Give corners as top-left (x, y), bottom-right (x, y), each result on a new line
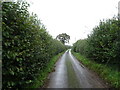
top-left (2, 2), bottom-right (66, 88)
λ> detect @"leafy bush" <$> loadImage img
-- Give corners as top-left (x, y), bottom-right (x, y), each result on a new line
top-left (2, 2), bottom-right (66, 88)
top-left (72, 18), bottom-right (120, 67)
top-left (73, 39), bottom-right (88, 55)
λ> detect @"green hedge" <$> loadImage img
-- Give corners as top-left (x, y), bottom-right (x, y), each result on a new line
top-left (2, 2), bottom-right (66, 88)
top-left (72, 18), bottom-right (120, 67)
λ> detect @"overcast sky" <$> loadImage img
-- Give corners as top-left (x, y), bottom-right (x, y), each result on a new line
top-left (27, 0), bottom-right (119, 45)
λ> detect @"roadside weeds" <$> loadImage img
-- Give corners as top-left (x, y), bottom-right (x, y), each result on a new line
top-left (30, 52), bottom-right (65, 88)
top-left (72, 51), bottom-right (120, 88)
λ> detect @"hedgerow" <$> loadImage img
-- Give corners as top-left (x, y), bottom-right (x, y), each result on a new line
top-left (73, 18), bottom-right (120, 67)
top-left (2, 2), bottom-right (66, 88)
top-left (72, 18), bottom-right (120, 88)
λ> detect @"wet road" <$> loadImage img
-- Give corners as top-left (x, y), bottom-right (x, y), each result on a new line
top-left (47, 49), bottom-right (108, 88)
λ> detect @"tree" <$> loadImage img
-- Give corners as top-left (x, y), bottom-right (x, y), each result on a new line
top-left (56, 33), bottom-right (70, 45)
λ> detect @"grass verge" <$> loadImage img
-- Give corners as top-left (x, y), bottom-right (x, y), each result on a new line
top-left (30, 52), bottom-right (64, 88)
top-left (72, 51), bottom-right (120, 88)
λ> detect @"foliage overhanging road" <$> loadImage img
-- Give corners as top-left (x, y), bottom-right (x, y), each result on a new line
top-left (47, 50), bottom-right (108, 88)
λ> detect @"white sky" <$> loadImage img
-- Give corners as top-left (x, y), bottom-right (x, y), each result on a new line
top-left (27, 0), bottom-right (119, 45)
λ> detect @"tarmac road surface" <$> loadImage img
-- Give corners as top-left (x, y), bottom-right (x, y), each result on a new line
top-left (47, 49), bottom-right (108, 88)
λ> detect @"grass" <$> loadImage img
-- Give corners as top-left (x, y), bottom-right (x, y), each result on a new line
top-left (29, 52), bottom-right (64, 88)
top-left (65, 57), bottom-right (80, 88)
top-left (72, 51), bottom-right (120, 88)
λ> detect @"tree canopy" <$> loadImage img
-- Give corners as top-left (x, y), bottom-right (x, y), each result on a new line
top-left (56, 33), bottom-right (70, 45)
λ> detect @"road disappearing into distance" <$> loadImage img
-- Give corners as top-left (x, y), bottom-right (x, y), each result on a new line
top-left (47, 50), bottom-right (108, 88)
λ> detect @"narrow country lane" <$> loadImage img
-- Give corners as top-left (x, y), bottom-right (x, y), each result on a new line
top-left (47, 49), bottom-right (108, 88)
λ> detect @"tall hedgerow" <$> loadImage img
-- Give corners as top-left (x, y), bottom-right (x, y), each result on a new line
top-left (73, 18), bottom-right (120, 67)
top-left (2, 2), bottom-right (66, 88)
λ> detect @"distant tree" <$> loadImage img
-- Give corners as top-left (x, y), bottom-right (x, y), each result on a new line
top-left (56, 33), bottom-right (70, 44)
